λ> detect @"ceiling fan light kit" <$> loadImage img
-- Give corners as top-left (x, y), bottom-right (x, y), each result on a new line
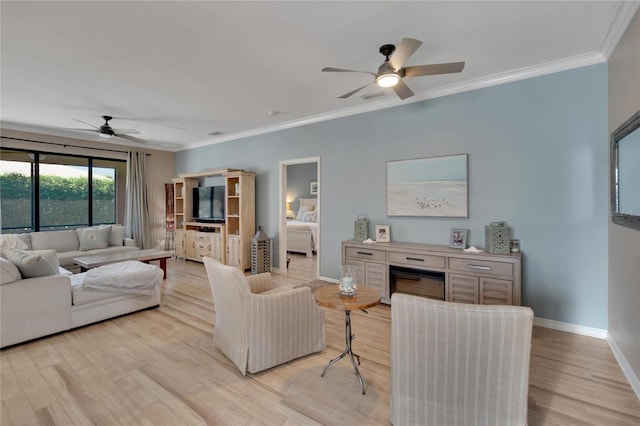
top-left (322, 38), bottom-right (465, 100)
top-left (376, 73), bottom-right (401, 88)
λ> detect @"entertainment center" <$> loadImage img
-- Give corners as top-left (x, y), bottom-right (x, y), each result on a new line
top-left (342, 240), bottom-right (521, 306)
top-left (173, 169), bottom-right (255, 270)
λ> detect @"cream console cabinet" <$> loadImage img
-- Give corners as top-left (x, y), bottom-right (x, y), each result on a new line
top-left (342, 240), bottom-right (521, 306)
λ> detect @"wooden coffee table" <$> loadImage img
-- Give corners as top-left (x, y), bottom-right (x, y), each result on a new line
top-left (73, 249), bottom-right (172, 278)
top-left (314, 285), bottom-right (381, 394)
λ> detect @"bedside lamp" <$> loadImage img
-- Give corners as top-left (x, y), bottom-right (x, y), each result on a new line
top-left (286, 202), bottom-right (294, 219)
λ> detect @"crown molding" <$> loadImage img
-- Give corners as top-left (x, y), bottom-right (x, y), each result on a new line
top-left (601, 0), bottom-right (640, 59)
top-left (184, 51), bottom-right (607, 151)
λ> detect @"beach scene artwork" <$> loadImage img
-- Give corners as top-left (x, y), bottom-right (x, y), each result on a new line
top-left (387, 154), bottom-right (468, 217)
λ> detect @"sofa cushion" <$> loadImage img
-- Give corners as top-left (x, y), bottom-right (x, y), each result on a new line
top-left (78, 227), bottom-right (110, 251)
top-left (0, 234), bottom-right (29, 257)
top-left (108, 225), bottom-right (127, 246)
top-left (30, 230), bottom-right (79, 252)
top-left (5, 249), bottom-right (59, 278)
top-left (0, 257), bottom-right (22, 284)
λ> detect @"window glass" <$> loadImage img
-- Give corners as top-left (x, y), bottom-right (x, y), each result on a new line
top-left (0, 150), bottom-right (34, 233)
top-left (38, 154), bottom-right (89, 230)
top-left (93, 159), bottom-right (125, 224)
top-left (0, 148), bottom-right (126, 233)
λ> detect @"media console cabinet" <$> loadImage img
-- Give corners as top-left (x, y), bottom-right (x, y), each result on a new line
top-left (342, 240), bottom-right (522, 306)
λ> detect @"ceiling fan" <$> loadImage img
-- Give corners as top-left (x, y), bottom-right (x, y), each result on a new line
top-left (322, 38), bottom-right (465, 100)
top-left (72, 115), bottom-right (145, 143)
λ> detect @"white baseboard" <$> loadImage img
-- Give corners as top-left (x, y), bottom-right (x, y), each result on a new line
top-left (318, 276), bottom-right (338, 284)
top-left (533, 317), bottom-right (608, 339)
top-left (607, 335), bottom-right (640, 400)
top-left (533, 318), bottom-right (640, 399)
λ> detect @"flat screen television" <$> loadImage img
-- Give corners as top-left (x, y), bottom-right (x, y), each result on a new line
top-left (193, 186), bottom-right (225, 223)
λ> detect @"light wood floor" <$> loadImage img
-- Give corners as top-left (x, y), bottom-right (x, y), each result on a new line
top-left (1, 256), bottom-right (639, 425)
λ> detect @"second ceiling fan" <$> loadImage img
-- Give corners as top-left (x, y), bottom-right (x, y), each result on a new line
top-left (72, 115), bottom-right (146, 143)
top-left (322, 38), bottom-right (465, 100)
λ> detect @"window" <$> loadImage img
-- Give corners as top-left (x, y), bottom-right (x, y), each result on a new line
top-left (0, 148), bottom-right (126, 233)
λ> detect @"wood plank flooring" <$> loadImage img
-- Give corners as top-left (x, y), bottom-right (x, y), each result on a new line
top-left (1, 255), bottom-right (639, 425)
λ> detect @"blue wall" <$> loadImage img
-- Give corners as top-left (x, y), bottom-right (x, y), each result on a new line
top-left (177, 64), bottom-right (609, 329)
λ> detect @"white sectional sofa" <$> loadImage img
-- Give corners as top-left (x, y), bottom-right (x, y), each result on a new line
top-left (0, 226), bottom-right (163, 348)
top-left (14, 225), bottom-right (139, 273)
top-left (0, 256), bottom-right (162, 348)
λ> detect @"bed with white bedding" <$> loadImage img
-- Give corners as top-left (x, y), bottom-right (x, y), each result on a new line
top-left (286, 198), bottom-right (318, 257)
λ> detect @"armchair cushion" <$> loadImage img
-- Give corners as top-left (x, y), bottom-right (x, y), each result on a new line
top-left (391, 294), bottom-right (533, 426)
top-left (203, 257), bottom-right (326, 375)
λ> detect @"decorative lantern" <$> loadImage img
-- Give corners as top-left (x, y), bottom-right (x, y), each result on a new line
top-left (251, 226), bottom-right (271, 274)
top-left (354, 214), bottom-right (369, 242)
top-left (485, 221), bottom-right (511, 254)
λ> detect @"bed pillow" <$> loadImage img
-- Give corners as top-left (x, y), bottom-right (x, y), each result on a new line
top-left (296, 203), bottom-right (315, 220)
top-left (301, 211), bottom-right (317, 223)
top-left (5, 248), bottom-right (59, 278)
top-left (78, 227), bottom-right (110, 251)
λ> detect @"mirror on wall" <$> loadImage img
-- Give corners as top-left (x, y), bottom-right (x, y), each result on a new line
top-left (610, 110), bottom-right (640, 231)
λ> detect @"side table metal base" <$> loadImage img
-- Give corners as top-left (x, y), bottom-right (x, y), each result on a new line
top-left (321, 310), bottom-right (367, 394)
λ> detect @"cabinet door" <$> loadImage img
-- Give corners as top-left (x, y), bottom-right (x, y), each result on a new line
top-left (175, 230), bottom-right (185, 259)
top-left (184, 230), bottom-right (197, 259)
top-left (210, 233), bottom-right (222, 262)
top-left (447, 273), bottom-right (478, 304)
top-left (227, 235), bottom-right (241, 267)
top-left (480, 278), bottom-right (513, 305)
top-left (345, 259), bottom-right (365, 287)
top-left (365, 262), bottom-right (388, 302)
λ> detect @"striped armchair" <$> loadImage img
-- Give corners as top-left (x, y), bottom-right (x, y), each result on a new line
top-left (391, 293), bottom-right (533, 426)
top-left (203, 257), bottom-right (326, 375)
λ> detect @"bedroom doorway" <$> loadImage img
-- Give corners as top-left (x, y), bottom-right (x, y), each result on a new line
top-left (279, 157), bottom-right (320, 280)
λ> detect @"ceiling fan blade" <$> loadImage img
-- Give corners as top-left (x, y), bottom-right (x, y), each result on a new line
top-left (389, 38), bottom-right (423, 71)
top-left (404, 62), bottom-right (466, 78)
top-left (68, 128), bottom-right (99, 133)
top-left (112, 128), bottom-right (140, 135)
top-left (322, 67), bottom-right (375, 75)
top-left (116, 134), bottom-right (146, 144)
top-left (338, 83), bottom-right (372, 99)
top-left (392, 79), bottom-right (415, 100)
top-left (73, 119), bottom-right (99, 130)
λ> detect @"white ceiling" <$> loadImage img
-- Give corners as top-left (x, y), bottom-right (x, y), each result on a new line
top-left (1, 1), bottom-right (637, 152)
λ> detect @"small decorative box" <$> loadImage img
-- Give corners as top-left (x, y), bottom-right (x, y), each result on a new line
top-left (485, 221), bottom-right (511, 254)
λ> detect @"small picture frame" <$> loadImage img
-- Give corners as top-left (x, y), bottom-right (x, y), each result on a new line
top-left (310, 181), bottom-right (318, 195)
top-left (449, 228), bottom-right (468, 249)
top-left (376, 225), bottom-right (390, 243)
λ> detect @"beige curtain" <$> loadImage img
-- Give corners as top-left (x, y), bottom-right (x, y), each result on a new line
top-left (125, 151), bottom-right (152, 249)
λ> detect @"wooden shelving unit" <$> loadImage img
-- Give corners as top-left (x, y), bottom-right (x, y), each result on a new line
top-left (172, 169), bottom-right (255, 270)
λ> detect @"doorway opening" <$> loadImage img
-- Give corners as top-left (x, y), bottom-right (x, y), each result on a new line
top-left (279, 157), bottom-right (320, 280)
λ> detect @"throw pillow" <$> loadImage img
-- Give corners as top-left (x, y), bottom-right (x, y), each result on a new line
top-left (78, 227), bottom-right (110, 251)
top-left (0, 234), bottom-right (29, 257)
top-left (0, 257), bottom-right (22, 284)
top-left (108, 225), bottom-right (126, 246)
top-left (5, 248), bottom-right (59, 279)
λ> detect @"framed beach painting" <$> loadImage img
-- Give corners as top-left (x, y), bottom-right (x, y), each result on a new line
top-left (387, 154), bottom-right (468, 217)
